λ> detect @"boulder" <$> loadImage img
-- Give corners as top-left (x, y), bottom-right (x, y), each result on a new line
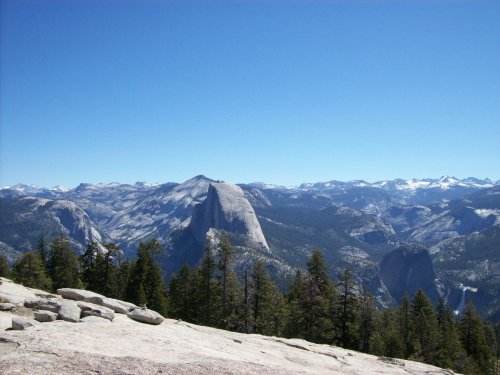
top-left (127, 308), bottom-right (164, 325)
top-left (0, 302), bottom-right (16, 311)
top-left (58, 300), bottom-right (81, 322)
top-left (34, 310), bottom-right (58, 322)
top-left (12, 317), bottom-right (39, 330)
top-left (38, 299), bottom-right (61, 313)
top-left (112, 299), bottom-right (139, 311)
top-left (83, 296), bottom-right (130, 314)
top-left (25, 298), bottom-right (61, 312)
top-left (57, 288), bottom-right (104, 301)
top-left (77, 301), bottom-right (115, 321)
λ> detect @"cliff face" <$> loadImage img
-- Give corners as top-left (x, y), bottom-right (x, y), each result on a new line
top-left (0, 196), bottom-right (105, 257)
top-left (189, 183), bottom-right (269, 250)
top-left (378, 244), bottom-right (439, 303)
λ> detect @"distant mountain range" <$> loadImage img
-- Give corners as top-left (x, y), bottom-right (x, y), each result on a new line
top-left (1, 176), bottom-right (499, 321)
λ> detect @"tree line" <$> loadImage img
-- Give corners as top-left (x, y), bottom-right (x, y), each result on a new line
top-left (0, 234), bottom-right (498, 375)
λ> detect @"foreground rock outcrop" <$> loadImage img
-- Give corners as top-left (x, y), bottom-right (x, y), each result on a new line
top-left (0, 278), bottom-right (460, 374)
top-left (0, 278), bottom-right (163, 328)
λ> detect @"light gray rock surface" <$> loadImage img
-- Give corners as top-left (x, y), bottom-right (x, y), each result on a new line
top-left (57, 300), bottom-right (81, 322)
top-left (34, 310), bottom-right (58, 322)
top-left (127, 308), bottom-right (164, 325)
top-left (0, 277), bottom-right (39, 305)
top-left (77, 301), bottom-right (114, 321)
top-left (0, 313), bottom-right (462, 375)
top-left (11, 316), bottom-right (39, 330)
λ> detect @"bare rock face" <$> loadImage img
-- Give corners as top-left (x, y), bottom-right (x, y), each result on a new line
top-left (189, 183), bottom-right (269, 250)
top-left (378, 244), bottom-right (439, 303)
top-left (127, 308), bottom-right (164, 325)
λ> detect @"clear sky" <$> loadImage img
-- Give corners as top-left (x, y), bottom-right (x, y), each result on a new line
top-left (1, 0), bottom-right (499, 188)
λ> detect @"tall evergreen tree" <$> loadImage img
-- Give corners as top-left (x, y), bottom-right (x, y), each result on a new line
top-left (11, 252), bottom-right (52, 290)
top-left (241, 267), bottom-right (253, 333)
top-left (80, 241), bottom-right (99, 290)
top-left (169, 264), bottom-right (196, 321)
top-left (102, 242), bottom-right (120, 296)
top-left (48, 236), bottom-right (82, 290)
top-left (218, 234), bottom-right (234, 321)
top-left (435, 298), bottom-right (460, 369)
top-left (37, 235), bottom-right (48, 269)
top-left (379, 308), bottom-right (403, 358)
top-left (285, 269), bottom-right (307, 338)
top-left (410, 289), bottom-right (439, 364)
top-left (398, 293), bottom-right (412, 357)
top-left (459, 300), bottom-right (492, 374)
top-left (336, 269), bottom-right (358, 349)
top-left (0, 254), bottom-right (9, 278)
top-left (125, 239), bottom-right (168, 316)
top-left (358, 289), bottom-right (378, 354)
top-left (197, 237), bottom-right (219, 326)
top-left (251, 261), bottom-right (285, 336)
top-left (301, 250), bottom-right (335, 343)
top-left (216, 234), bottom-right (242, 329)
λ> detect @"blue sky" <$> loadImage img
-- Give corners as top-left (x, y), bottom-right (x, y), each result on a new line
top-left (1, 0), bottom-right (499, 187)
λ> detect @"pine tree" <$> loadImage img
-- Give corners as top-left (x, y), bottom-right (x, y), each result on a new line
top-left (459, 300), bottom-right (492, 374)
top-left (11, 252), bottom-right (52, 290)
top-left (218, 234), bottom-right (233, 321)
top-left (115, 258), bottom-right (131, 300)
top-left (80, 241), bottom-right (99, 290)
top-left (410, 289), bottom-right (439, 364)
top-left (37, 235), bottom-right (48, 269)
top-left (240, 267), bottom-right (253, 333)
top-left (301, 250), bottom-right (335, 343)
top-left (435, 298), bottom-right (460, 369)
top-left (251, 261), bottom-right (285, 336)
top-left (125, 239), bottom-right (168, 316)
top-left (336, 269), bottom-right (358, 349)
top-left (48, 236), bottom-right (82, 290)
top-left (216, 234), bottom-right (242, 329)
top-left (398, 293), bottom-right (412, 357)
top-left (102, 242), bottom-right (120, 296)
top-left (168, 264), bottom-right (196, 321)
top-left (0, 254), bottom-right (9, 278)
top-left (197, 237), bottom-right (219, 326)
top-left (358, 289), bottom-right (378, 354)
top-left (379, 308), bottom-right (403, 358)
top-left (285, 269), bottom-right (307, 338)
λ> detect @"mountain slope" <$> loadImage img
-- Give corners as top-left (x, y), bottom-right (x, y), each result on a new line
top-left (0, 196), bottom-right (105, 259)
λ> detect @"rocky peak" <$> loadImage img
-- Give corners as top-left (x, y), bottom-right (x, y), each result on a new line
top-left (378, 244), bottom-right (439, 304)
top-left (189, 183), bottom-right (269, 250)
